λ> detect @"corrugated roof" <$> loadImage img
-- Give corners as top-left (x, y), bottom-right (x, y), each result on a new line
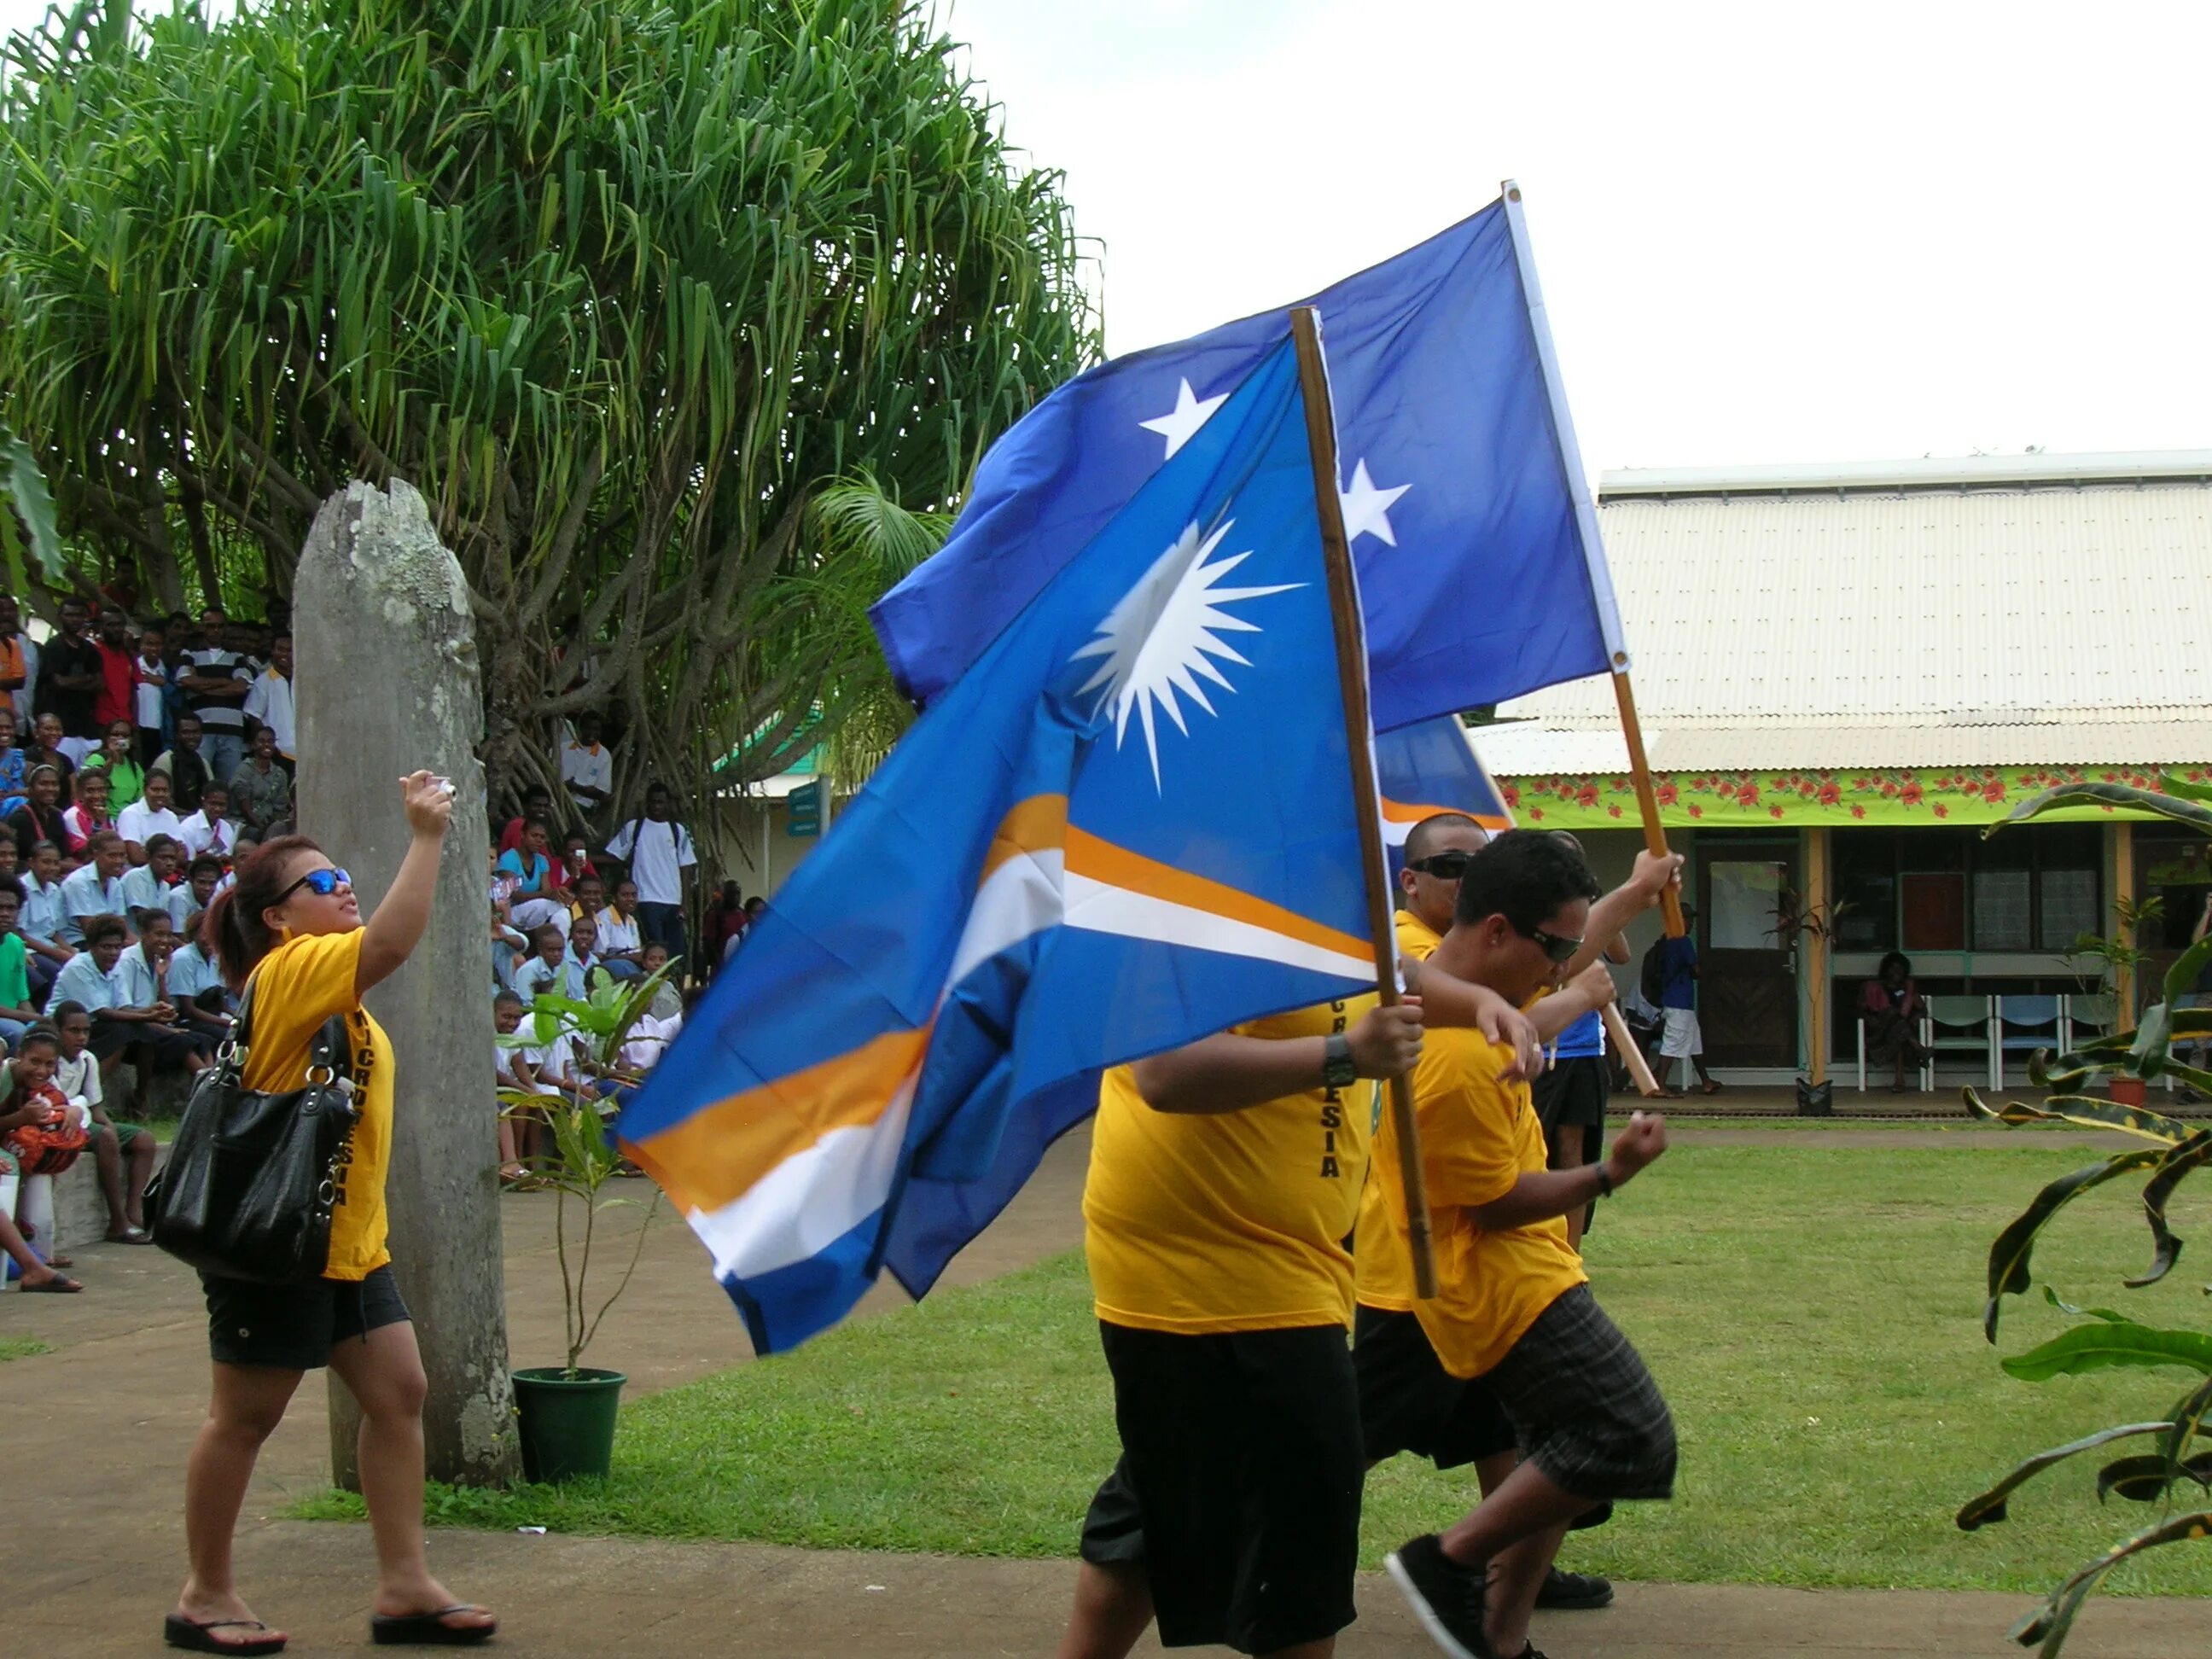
top-left (1491, 463), bottom-right (2212, 774)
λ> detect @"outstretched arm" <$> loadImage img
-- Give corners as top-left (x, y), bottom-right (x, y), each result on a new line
top-left (358, 772), bottom-right (452, 997)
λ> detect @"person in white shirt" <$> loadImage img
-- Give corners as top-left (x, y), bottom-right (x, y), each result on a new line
top-left (559, 711), bottom-right (614, 818)
top-left (119, 834), bottom-right (183, 922)
top-left (133, 624), bottom-right (172, 767)
top-left (240, 634), bottom-right (295, 765)
top-left (604, 783), bottom-right (696, 973)
top-left (116, 769), bottom-right (187, 863)
top-left (48, 1001), bottom-right (158, 1243)
top-left (175, 781), bottom-right (238, 862)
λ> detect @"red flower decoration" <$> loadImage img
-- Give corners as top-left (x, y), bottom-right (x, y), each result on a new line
top-left (1577, 783), bottom-right (1600, 807)
top-left (1850, 805), bottom-right (1866, 819)
top-left (1737, 782), bottom-right (1761, 806)
top-left (1982, 781), bottom-right (2005, 803)
top-left (1501, 783), bottom-right (1521, 807)
top-left (1688, 804), bottom-right (1703, 818)
top-left (1818, 782), bottom-right (1841, 806)
top-left (1656, 782), bottom-right (1679, 806)
top-left (1883, 782), bottom-right (1900, 797)
top-left (1608, 804), bottom-right (1623, 818)
top-left (1900, 783), bottom-right (1923, 806)
top-left (1933, 804), bottom-right (1949, 818)
top-left (1530, 806), bottom-right (1545, 820)
top-left (1770, 805), bottom-right (1785, 818)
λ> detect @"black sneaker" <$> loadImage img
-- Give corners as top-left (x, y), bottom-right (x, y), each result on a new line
top-left (1385, 1533), bottom-right (1497, 1659)
top-left (1534, 1564), bottom-right (1615, 1610)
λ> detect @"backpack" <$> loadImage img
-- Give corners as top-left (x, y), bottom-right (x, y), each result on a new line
top-left (1639, 939), bottom-right (1668, 1007)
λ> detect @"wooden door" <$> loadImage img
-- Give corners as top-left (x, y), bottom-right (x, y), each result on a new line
top-left (1698, 846), bottom-right (1800, 1068)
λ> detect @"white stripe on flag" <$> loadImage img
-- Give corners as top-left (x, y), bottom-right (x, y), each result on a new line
top-left (948, 847), bottom-right (1066, 987)
top-left (1062, 873), bottom-right (1374, 984)
top-left (690, 1074), bottom-right (917, 1284)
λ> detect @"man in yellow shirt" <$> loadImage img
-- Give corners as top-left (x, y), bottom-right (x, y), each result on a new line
top-left (1377, 830), bottom-right (1675, 1659)
top-left (1057, 994), bottom-right (1423, 1659)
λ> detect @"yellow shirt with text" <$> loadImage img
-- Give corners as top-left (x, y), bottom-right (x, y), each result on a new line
top-left (1405, 1024), bottom-right (1587, 1377)
top-left (1353, 910), bottom-right (1447, 1313)
top-left (242, 929), bottom-right (396, 1281)
top-left (1085, 995), bottom-right (1379, 1334)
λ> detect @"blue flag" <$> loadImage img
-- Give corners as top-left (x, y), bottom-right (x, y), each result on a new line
top-left (620, 336), bottom-right (1384, 1353)
top-left (1376, 717), bottom-right (1516, 872)
top-left (870, 194), bottom-right (1625, 734)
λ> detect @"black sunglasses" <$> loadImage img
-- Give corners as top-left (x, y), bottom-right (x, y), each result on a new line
top-left (1515, 921), bottom-right (1584, 964)
top-left (1406, 850), bottom-right (1476, 880)
top-left (276, 866), bottom-right (352, 904)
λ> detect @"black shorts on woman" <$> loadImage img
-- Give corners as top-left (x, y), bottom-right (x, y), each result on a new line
top-left (202, 1263), bottom-right (410, 1371)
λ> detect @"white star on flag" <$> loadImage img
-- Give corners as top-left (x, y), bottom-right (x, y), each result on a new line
top-left (1138, 378), bottom-right (1227, 459)
top-left (1339, 458), bottom-right (1411, 548)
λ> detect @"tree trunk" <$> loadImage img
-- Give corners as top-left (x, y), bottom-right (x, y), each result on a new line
top-left (294, 480), bottom-right (520, 1489)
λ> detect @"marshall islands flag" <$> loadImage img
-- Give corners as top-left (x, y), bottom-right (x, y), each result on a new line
top-left (618, 335), bottom-right (1384, 1354)
top-left (1376, 716), bottom-right (1515, 859)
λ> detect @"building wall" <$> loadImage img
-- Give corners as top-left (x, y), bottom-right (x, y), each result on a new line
top-left (717, 794), bottom-right (843, 899)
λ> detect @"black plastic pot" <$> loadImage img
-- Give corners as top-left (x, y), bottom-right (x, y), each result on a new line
top-left (512, 1365), bottom-right (626, 1482)
top-left (1796, 1077), bottom-right (1834, 1116)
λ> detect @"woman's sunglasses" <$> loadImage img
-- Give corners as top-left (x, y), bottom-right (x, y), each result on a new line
top-left (276, 867), bottom-right (352, 903)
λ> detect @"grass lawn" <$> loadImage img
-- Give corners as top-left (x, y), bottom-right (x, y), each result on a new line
top-left (0, 1335), bottom-right (53, 1361)
top-left (300, 1139), bottom-right (2212, 1596)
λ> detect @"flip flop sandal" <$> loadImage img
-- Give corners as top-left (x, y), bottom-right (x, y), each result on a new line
top-left (20, 1272), bottom-right (82, 1291)
top-left (108, 1226), bottom-right (154, 1244)
top-left (163, 1613), bottom-right (287, 1653)
top-left (44, 1253), bottom-right (74, 1268)
top-left (370, 1604), bottom-right (498, 1644)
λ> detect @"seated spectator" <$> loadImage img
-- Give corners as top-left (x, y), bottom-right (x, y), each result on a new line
top-left (0, 877), bottom-right (38, 1050)
top-left (81, 718), bottom-right (143, 812)
top-left (57, 832), bottom-right (131, 946)
top-left (9, 765), bottom-right (69, 864)
top-left (567, 913), bottom-right (607, 996)
top-left (119, 834), bottom-right (183, 923)
top-left (498, 783), bottom-right (557, 856)
top-left (594, 878), bottom-right (644, 981)
top-left (60, 765), bottom-right (115, 858)
top-left (559, 833), bottom-right (600, 889)
top-left (560, 711), bottom-right (614, 820)
top-left (0, 707), bottom-right (27, 815)
top-left (497, 818), bottom-right (573, 940)
top-left (492, 989), bottom-right (537, 1183)
top-left (133, 622), bottom-right (172, 767)
top-left (103, 910), bottom-right (212, 1112)
top-left (0, 837), bottom-right (20, 882)
top-left (228, 724), bottom-right (291, 835)
top-left (3, 1025), bottom-right (90, 1275)
top-left (568, 873), bottom-right (608, 929)
top-left (48, 1005), bottom-right (156, 1245)
top-left (149, 712), bottom-right (210, 815)
top-left (1860, 950), bottom-right (1932, 1093)
top-left (702, 882), bottom-right (747, 976)
top-left (175, 780), bottom-right (236, 862)
top-left (116, 769), bottom-right (184, 864)
top-left (171, 855), bottom-right (224, 941)
top-left (23, 713), bottom-right (76, 806)
top-left (48, 915), bottom-right (129, 1079)
top-left (637, 941), bottom-right (683, 1020)
top-left (512, 924), bottom-right (574, 1003)
top-left (163, 909), bottom-right (234, 1038)
top-left (0, 1146), bottom-right (76, 1290)
top-left (19, 840), bottom-right (73, 1001)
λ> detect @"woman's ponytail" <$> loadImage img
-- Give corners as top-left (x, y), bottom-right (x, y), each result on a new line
top-left (203, 834), bottom-right (323, 990)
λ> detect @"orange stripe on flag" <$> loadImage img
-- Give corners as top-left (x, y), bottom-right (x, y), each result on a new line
top-left (1380, 796), bottom-right (1512, 830)
top-left (1063, 827), bottom-right (1371, 963)
top-left (979, 794), bottom-right (1068, 884)
top-left (622, 1026), bottom-right (930, 1214)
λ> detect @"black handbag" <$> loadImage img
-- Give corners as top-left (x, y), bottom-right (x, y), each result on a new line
top-left (144, 978), bottom-right (362, 1284)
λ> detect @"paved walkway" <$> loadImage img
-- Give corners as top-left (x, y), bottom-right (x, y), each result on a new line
top-left (9, 1124), bottom-right (2208, 1657)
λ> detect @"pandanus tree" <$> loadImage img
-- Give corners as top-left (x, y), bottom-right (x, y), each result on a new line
top-left (1959, 776), bottom-right (2212, 1654)
top-left (0, 0), bottom-right (1094, 850)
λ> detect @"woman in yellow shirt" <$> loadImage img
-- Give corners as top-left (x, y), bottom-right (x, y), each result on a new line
top-left (167, 772), bottom-right (496, 1655)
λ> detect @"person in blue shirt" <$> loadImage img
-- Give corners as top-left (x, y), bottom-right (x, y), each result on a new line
top-left (493, 817), bottom-right (573, 942)
top-left (1650, 907), bottom-right (1720, 1097)
top-left (1531, 831), bottom-right (1635, 1247)
top-left (119, 833), bottom-right (182, 923)
top-left (511, 923), bottom-right (573, 1003)
top-left (58, 830), bottom-right (131, 946)
top-left (164, 905), bottom-right (236, 1045)
top-left (20, 838), bottom-right (73, 1004)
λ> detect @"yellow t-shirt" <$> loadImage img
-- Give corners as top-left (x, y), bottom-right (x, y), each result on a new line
top-left (1084, 994), bottom-right (1379, 1335)
top-left (1353, 911), bottom-right (1447, 1313)
top-left (242, 929), bottom-right (395, 1281)
top-left (1404, 1025), bottom-right (1588, 1378)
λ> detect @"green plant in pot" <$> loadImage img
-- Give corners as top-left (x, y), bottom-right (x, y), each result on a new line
top-left (1955, 773), bottom-right (2212, 1655)
top-left (498, 967), bottom-right (672, 1482)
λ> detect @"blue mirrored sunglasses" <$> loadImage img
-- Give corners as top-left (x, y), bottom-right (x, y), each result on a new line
top-left (277, 866), bottom-right (352, 903)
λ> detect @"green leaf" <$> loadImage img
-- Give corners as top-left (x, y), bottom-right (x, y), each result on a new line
top-left (2094, 1451), bottom-right (2212, 1503)
top-left (2007, 1510), bottom-right (2212, 1654)
top-left (2159, 770), bottom-right (2212, 806)
top-left (1982, 1147), bottom-right (2169, 1339)
top-left (1996, 782), bottom-right (2212, 835)
top-left (0, 433), bottom-right (66, 583)
top-left (2129, 1001), bottom-right (2173, 1079)
top-left (2167, 938), bottom-right (2212, 1009)
top-left (2159, 1373), bottom-right (2212, 1476)
top-left (1966, 1088), bottom-right (2192, 1144)
top-left (2126, 1129), bottom-right (2212, 1289)
top-left (2000, 1320), bottom-right (2212, 1382)
top-left (1955, 1422), bottom-right (2170, 1530)
top-left (2040, 1286), bottom-right (2131, 1323)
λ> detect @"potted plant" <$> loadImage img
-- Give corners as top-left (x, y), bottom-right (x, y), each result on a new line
top-left (1769, 888), bottom-right (1851, 1115)
top-left (498, 968), bottom-right (670, 1481)
top-left (2060, 895), bottom-right (2163, 1106)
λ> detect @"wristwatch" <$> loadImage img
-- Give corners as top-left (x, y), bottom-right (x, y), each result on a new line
top-left (1594, 1165), bottom-right (1615, 1199)
top-left (1322, 1033), bottom-right (1359, 1090)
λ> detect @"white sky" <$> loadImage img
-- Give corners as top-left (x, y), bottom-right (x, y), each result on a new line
top-left (9, 0), bottom-right (2209, 475)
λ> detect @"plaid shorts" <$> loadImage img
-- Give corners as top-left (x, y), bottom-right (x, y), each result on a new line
top-left (1483, 1284), bottom-right (1676, 1502)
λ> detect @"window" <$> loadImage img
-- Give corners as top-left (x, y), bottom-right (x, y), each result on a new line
top-left (1831, 824), bottom-right (2100, 954)
top-left (2139, 827), bottom-right (2212, 950)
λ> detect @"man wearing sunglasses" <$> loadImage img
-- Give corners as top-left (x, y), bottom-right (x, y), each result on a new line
top-left (1377, 831), bottom-right (1675, 1659)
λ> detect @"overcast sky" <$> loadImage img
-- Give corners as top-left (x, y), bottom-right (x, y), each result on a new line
top-left (8, 0), bottom-right (2208, 475)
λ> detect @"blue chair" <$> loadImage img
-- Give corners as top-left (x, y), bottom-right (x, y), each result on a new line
top-left (1993, 995), bottom-right (2062, 1091)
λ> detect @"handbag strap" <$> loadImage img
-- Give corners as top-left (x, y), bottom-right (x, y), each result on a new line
top-left (222, 972), bottom-right (359, 1087)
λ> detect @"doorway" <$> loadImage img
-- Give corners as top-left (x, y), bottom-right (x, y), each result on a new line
top-left (1697, 843), bottom-right (1800, 1068)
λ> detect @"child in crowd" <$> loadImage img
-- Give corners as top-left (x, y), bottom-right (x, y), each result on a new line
top-left (0, 876), bottom-right (41, 1050)
top-left (50, 1000), bottom-right (158, 1244)
top-left (3, 1025), bottom-right (90, 1278)
top-left (513, 923), bottom-right (573, 1002)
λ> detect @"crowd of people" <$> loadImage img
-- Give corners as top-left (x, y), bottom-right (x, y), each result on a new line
top-left (0, 596), bottom-right (300, 1293)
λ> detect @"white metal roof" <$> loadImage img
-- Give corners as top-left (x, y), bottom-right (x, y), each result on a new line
top-left (1490, 458), bottom-right (2212, 775)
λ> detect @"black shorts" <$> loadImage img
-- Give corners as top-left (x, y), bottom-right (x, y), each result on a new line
top-left (1079, 1321), bottom-right (1362, 1654)
top-left (1484, 1284), bottom-right (1675, 1503)
top-left (89, 1016), bottom-right (209, 1068)
top-left (1354, 1303), bottom-right (1516, 1470)
top-left (1534, 1053), bottom-right (1610, 1137)
top-left (202, 1263), bottom-right (410, 1371)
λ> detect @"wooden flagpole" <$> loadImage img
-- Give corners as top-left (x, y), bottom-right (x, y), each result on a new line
top-left (1614, 669), bottom-right (1688, 940)
top-left (1604, 1004), bottom-right (1663, 1097)
top-left (1289, 306), bottom-right (1436, 1299)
